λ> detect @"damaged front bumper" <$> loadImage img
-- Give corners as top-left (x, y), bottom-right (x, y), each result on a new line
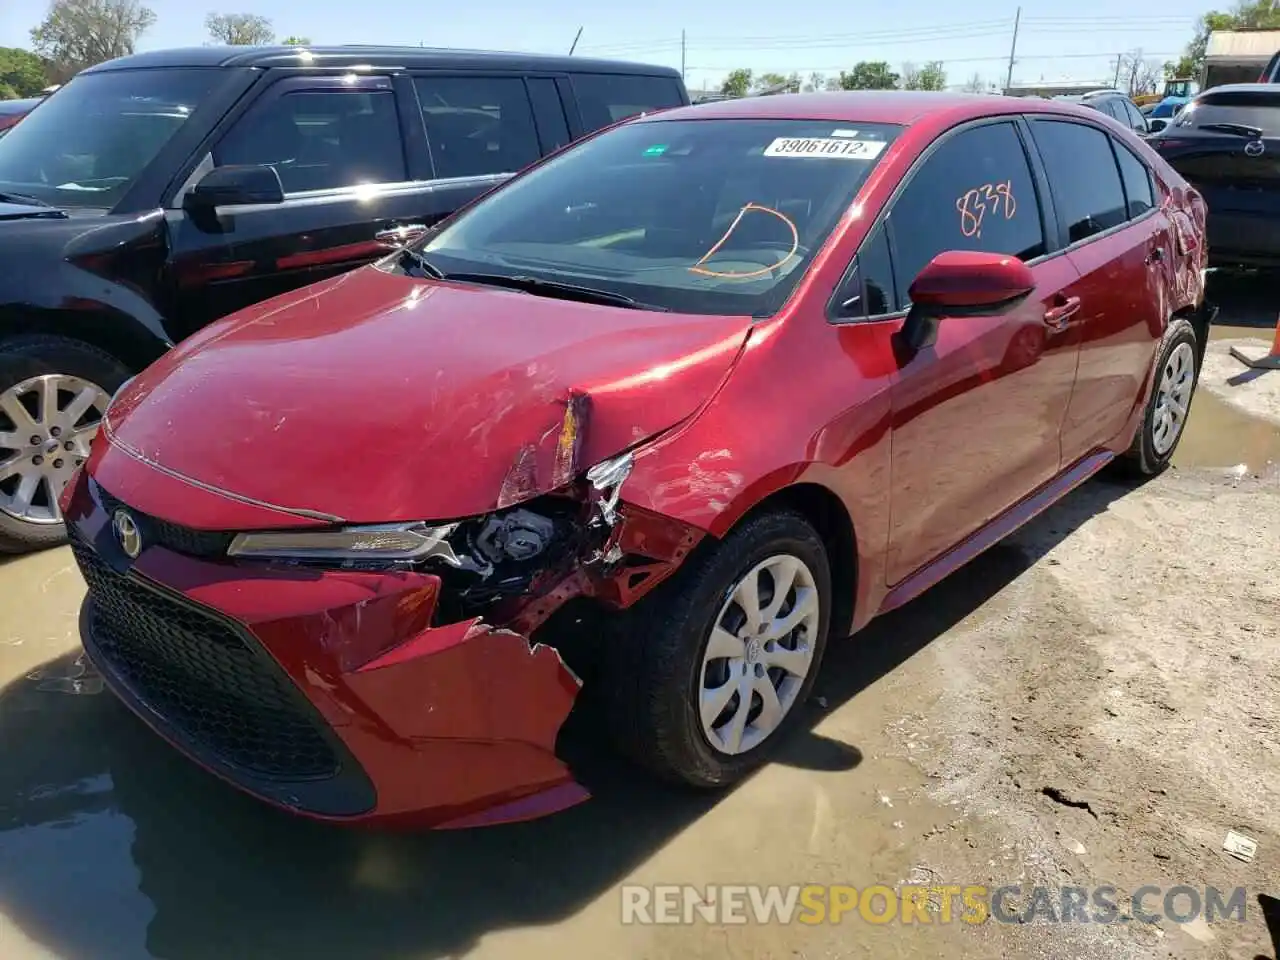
top-left (62, 462), bottom-right (702, 828)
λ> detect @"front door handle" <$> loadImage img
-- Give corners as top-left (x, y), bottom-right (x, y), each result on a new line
top-left (1146, 247), bottom-right (1165, 265)
top-left (1044, 296), bottom-right (1081, 329)
top-left (375, 223), bottom-right (429, 248)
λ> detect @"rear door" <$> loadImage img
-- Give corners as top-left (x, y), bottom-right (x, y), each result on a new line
top-left (1026, 117), bottom-right (1169, 465)
top-left (160, 73), bottom-right (439, 339)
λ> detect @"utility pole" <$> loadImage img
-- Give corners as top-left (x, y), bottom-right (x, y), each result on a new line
top-left (1004, 6), bottom-right (1020, 92)
top-left (1113, 55), bottom-right (1122, 88)
top-left (569, 26), bottom-right (583, 56)
top-left (681, 30), bottom-right (686, 80)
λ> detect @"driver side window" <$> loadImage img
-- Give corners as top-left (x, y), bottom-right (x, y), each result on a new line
top-left (888, 121), bottom-right (1046, 301)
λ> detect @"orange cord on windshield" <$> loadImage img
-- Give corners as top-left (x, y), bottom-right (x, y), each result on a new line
top-left (688, 202), bottom-right (800, 280)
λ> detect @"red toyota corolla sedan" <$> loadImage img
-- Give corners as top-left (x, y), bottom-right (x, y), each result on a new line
top-left (63, 92), bottom-right (1211, 828)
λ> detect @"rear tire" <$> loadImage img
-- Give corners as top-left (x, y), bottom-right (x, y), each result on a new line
top-left (0, 335), bottom-right (131, 554)
top-left (1117, 316), bottom-right (1200, 478)
top-left (603, 509), bottom-right (832, 788)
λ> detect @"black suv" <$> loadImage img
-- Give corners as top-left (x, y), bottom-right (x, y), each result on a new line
top-left (1055, 89), bottom-right (1150, 136)
top-left (0, 46), bottom-right (688, 551)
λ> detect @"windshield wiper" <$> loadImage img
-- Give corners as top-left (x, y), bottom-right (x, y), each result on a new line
top-left (442, 272), bottom-right (668, 311)
top-left (1197, 122), bottom-right (1266, 138)
top-left (396, 247), bottom-right (446, 279)
top-left (0, 190), bottom-right (52, 207)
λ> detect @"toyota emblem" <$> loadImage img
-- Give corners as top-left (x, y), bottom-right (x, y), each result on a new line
top-left (112, 508), bottom-right (142, 559)
top-left (1245, 139), bottom-right (1265, 157)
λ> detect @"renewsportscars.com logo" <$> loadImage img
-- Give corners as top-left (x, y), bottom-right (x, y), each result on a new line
top-left (620, 884), bottom-right (1250, 926)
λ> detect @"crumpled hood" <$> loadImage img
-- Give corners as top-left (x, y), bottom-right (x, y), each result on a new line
top-left (105, 265), bottom-right (751, 524)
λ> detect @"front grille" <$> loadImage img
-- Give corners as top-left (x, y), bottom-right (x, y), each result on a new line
top-left (97, 486), bottom-right (233, 560)
top-left (72, 538), bottom-right (340, 781)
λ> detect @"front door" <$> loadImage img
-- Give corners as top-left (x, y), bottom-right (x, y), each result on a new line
top-left (873, 120), bottom-right (1084, 584)
top-left (158, 74), bottom-right (495, 342)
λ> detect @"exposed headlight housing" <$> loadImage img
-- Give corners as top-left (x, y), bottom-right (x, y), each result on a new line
top-left (227, 522), bottom-right (461, 563)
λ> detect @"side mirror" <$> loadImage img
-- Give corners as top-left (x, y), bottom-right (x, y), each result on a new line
top-left (184, 164), bottom-right (284, 211)
top-left (899, 251), bottom-right (1036, 352)
top-left (1148, 118), bottom-right (1169, 134)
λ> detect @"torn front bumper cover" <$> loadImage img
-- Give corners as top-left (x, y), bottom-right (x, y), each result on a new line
top-left (65, 473), bottom-right (591, 829)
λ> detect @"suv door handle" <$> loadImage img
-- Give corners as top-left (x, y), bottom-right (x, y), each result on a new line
top-left (1044, 296), bottom-right (1081, 329)
top-left (375, 223), bottom-right (429, 248)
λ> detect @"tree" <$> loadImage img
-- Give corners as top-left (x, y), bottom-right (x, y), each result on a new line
top-left (720, 68), bottom-right (752, 98)
top-left (836, 61), bottom-right (898, 90)
top-left (962, 71), bottom-right (987, 93)
top-left (205, 12), bottom-right (274, 45)
top-left (281, 35), bottom-right (310, 45)
top-left (1177, 0), bottom-right (1280, 76)
top-left (1118, 49), bottom-right (1161, 95)
top-left (803, 71), bottom-right (825, 92)
top-left (754, 71), bottom-right (789, 94)
top-left (29, 0), bottom-right (156, 72)
top-left (0, 47), bottom-right (48, 98)
top-left (902, 60), bottom-right (946, 91)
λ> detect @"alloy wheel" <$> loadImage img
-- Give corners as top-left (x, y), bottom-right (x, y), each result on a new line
top-left (0, 374), bottom-right (108, 524)
top-left (699, 553), bottom-right (821, 755)
top-left (1152, 341), bottom-right (1195, 457)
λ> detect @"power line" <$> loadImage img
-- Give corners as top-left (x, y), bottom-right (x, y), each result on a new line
top-left (683, 51), bottom-right (1183, 72)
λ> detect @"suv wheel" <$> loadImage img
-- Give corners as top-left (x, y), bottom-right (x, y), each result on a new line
top-left (0, 335), bottom-right (131, 553)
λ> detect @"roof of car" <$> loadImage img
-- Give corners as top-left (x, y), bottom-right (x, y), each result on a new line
top-left (82, 45), bottom-right (682, 77)
top-left (641, 90), bottom-right (1100, 126)
top-left (1196, 82), bottom-right (1280, 96)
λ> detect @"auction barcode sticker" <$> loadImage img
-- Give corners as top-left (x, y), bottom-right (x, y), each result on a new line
top-left (763, 137), bottom-right (887, 159)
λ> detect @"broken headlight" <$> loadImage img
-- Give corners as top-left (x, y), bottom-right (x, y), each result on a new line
top-left (227, 522), bottom-right (461, 563)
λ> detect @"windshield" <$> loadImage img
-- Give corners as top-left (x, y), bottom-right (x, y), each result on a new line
top-left (0, 69), bottom-right (221, 209)
top-left (1174, 89), bottom-right (1280, 135)
top-left (418, 118), bottom-right (901, 316)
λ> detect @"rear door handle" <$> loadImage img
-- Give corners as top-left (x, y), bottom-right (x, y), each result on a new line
top-left (1044, 296), bottom-right (1081, 329)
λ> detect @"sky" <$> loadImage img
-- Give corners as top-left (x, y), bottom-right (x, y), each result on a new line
top-left (0, 0), bottom-right (1215, 92)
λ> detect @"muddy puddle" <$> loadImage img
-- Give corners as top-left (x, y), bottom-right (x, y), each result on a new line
top-left (1175, 387), bottom-right (1280, 474)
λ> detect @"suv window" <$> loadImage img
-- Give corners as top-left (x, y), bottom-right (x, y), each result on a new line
top-left (414, 76), bottom-right (541, 179)
top-left (1174, 88), bottom-right (1280, 135)
top-left (1029, 119), bottom-right (1127, 243)
top-left (1114, 144), bottom-right (1155, 217)
top-left (215, 89), bottom-right (406, 194)
top-left (1120, 99), bottom-right (1148, 132)
top-left (888, 121), bottom-right (1046, 294)
top-left (572, 73), bottom-right (686, 129)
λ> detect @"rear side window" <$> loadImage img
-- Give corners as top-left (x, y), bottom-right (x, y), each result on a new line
top-left (1114, 144), bottom-right (1155, 217)
top-left (1175, 89), bottom-right (1280, 134)
top-left (1029, 119), bottom-right (1127, 243)
top-left (1121, 99), bottom-right (1148, 132)
top-left (889, 121), bottom-right (1046, 293)
top-left (572, 73), bottom-right (686, 130)
top-left (215, 89), bottom-right (406, 193)
top-left (414, 76), bottom-right (541, 179)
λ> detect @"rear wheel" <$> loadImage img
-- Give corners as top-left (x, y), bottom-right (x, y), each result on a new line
top-left (1118, 317), bottom-right (1199, 477)
top-left (0, 335), bottom-right (130, 553)
top-left (604, 509), bottom-right (832, 788)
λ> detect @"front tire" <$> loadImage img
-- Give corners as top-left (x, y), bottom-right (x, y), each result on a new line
top-left (1118, 316), bottom-right (1200, 478)
top-left (605, 509), bottom-right (832, 788)
top-left (0, 335), bottom-right (131, 553)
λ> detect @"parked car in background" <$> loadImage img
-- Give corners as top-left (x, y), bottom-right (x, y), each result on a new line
top-left (0, 45), bottom-right (689, 552)
top-left (1056, 89), bottom-right (1151, 135)
top-left (0, 97), bottom-right (41, 136)
top-left (66, 91), bottom-right (1211, 827)
top-left (1148, 83), bottom-right (1280, 269)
